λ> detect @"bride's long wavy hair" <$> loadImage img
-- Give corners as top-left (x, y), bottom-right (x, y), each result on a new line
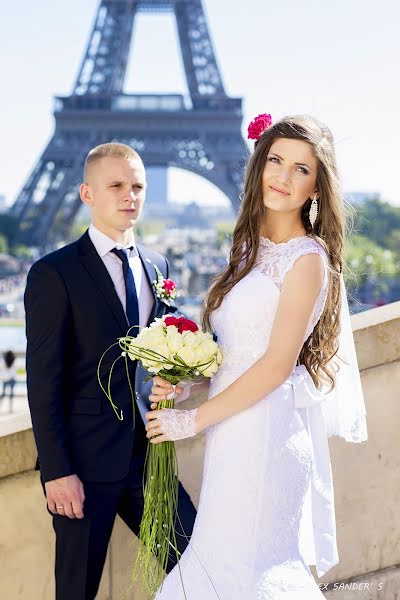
top-left (202, 115), bottom-right (346, 390)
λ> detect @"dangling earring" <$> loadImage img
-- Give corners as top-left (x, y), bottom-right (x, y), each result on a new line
top-left (309, 194), bottom-right (318, 228)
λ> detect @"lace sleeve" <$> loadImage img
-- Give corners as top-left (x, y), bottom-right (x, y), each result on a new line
top-left (281, 239), bottom-right (329, 338)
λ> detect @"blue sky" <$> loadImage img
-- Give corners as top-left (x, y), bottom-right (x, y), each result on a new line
top-left (0, 0), bottom-right (399, 207)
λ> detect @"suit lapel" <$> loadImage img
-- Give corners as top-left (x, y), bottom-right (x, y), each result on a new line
top-left (137, 246), bottom-right (158, 325)
top-left (78, 231), bottom-right (128, 333)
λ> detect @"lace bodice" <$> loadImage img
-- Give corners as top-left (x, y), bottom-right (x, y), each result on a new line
top-left (256, 235), bottom-right (329, 333)
top-left (210, 236), bottom-right (329, 380)
top-left (256, 236), bottom-right (327, 288)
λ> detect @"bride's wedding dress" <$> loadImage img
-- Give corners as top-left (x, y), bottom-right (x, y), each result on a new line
top-left (156, 236), bottom-right (337, 599)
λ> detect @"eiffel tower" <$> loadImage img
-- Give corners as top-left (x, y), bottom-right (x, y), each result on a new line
top-left (11, 0), bottom-right (247, 247)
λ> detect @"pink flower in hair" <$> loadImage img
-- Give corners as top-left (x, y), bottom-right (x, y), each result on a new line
top-left (247, 113), bottom-right (273, 140)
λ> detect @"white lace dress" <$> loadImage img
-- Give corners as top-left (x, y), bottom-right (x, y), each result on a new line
top-left (156, 236), bottom-right (337, 600)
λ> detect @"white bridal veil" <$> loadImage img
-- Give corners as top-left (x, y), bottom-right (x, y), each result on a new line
top-left (321, 274), bottom-right (368, 443)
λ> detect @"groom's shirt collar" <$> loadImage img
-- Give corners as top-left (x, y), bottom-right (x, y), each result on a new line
top-left (88, 223), bottom-right (138, 259)
top-left (87, 223), bottom-right (154, 329)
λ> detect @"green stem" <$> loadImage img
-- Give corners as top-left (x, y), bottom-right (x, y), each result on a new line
top-left (131, 398), bottom-right (187, 599)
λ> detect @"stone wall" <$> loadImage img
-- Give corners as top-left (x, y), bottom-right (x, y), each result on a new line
top-left (1, 302), bottom-right (399, 599)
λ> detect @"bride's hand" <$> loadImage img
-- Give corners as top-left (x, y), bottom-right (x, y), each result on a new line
top-left (145, 407), bottom-right (199, 443)
top-left (149, 376), bottom-right (184, 410)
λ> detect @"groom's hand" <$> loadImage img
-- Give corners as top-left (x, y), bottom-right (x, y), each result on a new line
top-left (45, 474), bottom-right (85, 519)
top-left (149, 376), bottom-right (184, 409)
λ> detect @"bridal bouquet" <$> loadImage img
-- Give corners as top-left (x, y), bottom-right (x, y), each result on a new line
top-left (98, 314), bottom-right (222, 597)
top-left (124, 314), bottom-right (221, 381)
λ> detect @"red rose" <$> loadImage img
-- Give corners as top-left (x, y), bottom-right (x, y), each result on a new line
top-left (164, 316), bottom-right (180, 328)
top-left (179, 318), bottom-right (199, 333)
top-left (163, 279), bottom-right (176, 294)
top-left (164, 317), bottom-right (181, 327)
top-left (247, 113), bottom-right (272, 140)
top-left (164, 316), bottom-right (199, 333)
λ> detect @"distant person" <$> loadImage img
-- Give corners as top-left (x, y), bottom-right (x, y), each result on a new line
top-left (0, 350), bottom-right (17, 412)
top-left (146, 114), bottom-right (368, 598)
top-left (24, 143), bottom-right (196, 600)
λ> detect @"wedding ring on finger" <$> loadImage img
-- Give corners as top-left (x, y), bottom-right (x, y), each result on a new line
top-left (149, 427), bottom-right (161, 437)
top-left (166, 384), bottom-right (177, 400)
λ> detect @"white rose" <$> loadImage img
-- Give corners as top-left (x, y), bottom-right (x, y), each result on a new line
top-left (137, 328), bottom-right (166, 352)
top-left (138, 355), bottom-right (158, 369)
top-left (192, 345), bottom-right (209, 366)
top-left (128, 326), bottom-right (168, 369)
top-left (150, 317), bottom-right (164, 329)
top-left (182, 330), bottom-right (198, 347)
top-left (179, 345), bottom-right (197, 367)
top-left (154, 341), bottom-right (171, 362)
top-left (195, 330), bottom-right (212, 343)
top-left (166, 326), bottom-right (184, 354)
top-left (200, 361), bottom-right (219, 378)
top-left (198, 340), bottom-right (219, 363)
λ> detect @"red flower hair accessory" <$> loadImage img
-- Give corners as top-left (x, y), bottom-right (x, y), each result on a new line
top-left (247, 113), bottom-right (273, 140)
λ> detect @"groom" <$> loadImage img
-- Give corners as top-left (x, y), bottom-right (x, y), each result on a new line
top-left (24, 143), bottom-right (196, 600)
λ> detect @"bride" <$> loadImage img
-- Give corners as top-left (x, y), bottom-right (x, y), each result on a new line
top-left (145, 113), bottom-right (368, 599)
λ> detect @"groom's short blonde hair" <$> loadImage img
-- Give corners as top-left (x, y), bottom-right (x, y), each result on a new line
top-left (83, 143), bottom-right (142, 181)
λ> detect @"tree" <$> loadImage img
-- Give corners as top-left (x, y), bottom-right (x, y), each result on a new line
top-left (0, 214), bottom-right (18, 246)
top-left (345, 234), bottom-right (398, 303)
top-left (352, 198), bottom-right (400, 253)
top-left (0, 234), bottom-right (8, 254)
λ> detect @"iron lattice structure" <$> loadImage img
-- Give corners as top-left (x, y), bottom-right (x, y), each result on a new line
top-left (11, 0), bottom-right (248, 246)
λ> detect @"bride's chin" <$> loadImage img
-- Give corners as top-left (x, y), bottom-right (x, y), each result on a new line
top-left (263, 201), bottom-right (290, 212)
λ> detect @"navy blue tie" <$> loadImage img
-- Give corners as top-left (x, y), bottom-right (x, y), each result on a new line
top-left (111, 248), bottom-right (139, 331)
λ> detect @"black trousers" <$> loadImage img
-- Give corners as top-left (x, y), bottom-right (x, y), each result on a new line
top-left (48, 417), bottom-right (197, 600)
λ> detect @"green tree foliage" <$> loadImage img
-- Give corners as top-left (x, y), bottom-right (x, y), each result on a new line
top-left (215, 222), bottom-right (234, 248)
top-left (135, 221), bottom-right (166, 239)
top-left (345, 234), bottom-right (398, 289)
top-left (346, 198), bottom-right (400, 301)
top-left (351, 198), bottom-right (400, 253)
top-left (69, 219), bottom-right (91, 241)
top-left (12, 245), bottom-right (34, 259)
top-left (0, 234), bottom-right (8, 254)
top-left (0, 214), bottom-right (18, 246)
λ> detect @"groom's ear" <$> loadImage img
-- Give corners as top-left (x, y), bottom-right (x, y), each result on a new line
top-left (80, 183), bottom-right (93, 207)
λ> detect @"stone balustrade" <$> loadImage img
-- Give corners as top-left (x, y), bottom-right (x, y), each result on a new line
top-left (1, 302), bottom-right (399, 599)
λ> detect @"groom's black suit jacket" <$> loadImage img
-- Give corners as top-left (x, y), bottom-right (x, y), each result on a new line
top-left (25, 230), bottom-right (178, 484)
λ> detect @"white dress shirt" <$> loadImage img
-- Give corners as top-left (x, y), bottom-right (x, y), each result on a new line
top-left (88, 224), bottom-right (154, 328)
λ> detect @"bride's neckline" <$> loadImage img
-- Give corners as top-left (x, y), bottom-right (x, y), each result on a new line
top-left (259, 235), bottom-right (310, 247)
